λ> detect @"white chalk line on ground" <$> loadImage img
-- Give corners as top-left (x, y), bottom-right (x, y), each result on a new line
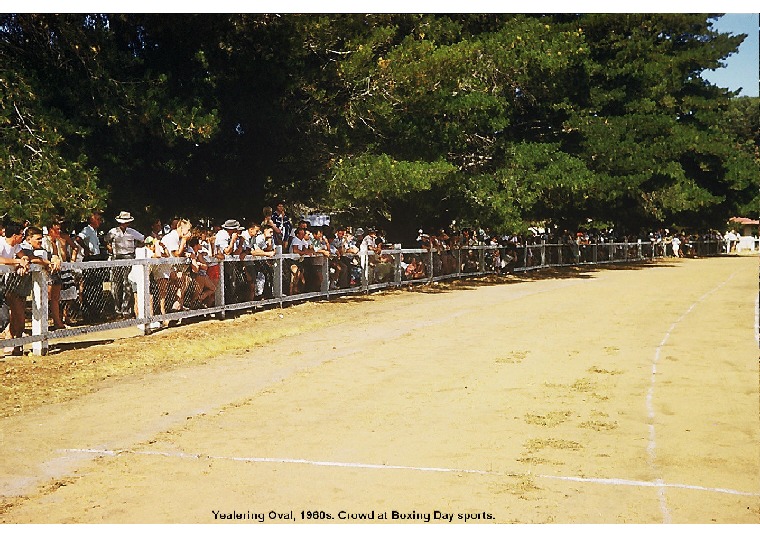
top-left (646, 270), bottom-right (741, 523)
top-left (60, 448), bottom-right (760, 498)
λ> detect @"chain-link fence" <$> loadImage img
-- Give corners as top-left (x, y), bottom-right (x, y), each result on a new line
top-left (0, 238), bottom-right (734, 356)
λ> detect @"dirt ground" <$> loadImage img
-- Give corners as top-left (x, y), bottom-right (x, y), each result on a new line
top-left (1, 255), bottom-right (758, 524)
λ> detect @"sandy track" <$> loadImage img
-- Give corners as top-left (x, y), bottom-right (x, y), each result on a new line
top-left (1, 256), bottom-right (758, 523)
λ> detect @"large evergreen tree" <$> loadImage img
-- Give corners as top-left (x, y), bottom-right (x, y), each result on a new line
top-left (2, 13), bottom-right (756, 238)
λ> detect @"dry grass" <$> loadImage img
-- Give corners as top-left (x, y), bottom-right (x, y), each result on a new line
top-left (0, 301), bottom-right (356, 419)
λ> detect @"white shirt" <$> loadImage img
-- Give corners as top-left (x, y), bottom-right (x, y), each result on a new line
top-left (128, 246), bottom-right (152, 282)
top-left (254, 233), bottom-right (272, 251)
top-left (105, 226), bottom-right (145, 257)
top-left (0, 237), bottom-right (21, 260)
top-left (289, 235), bottom-right (311, 254)
top-left (78, 224), bottom-right (100, 256)
top-left (161, 230), bottom-right (182, 257)
top-left (215, 229), bottom-right (244, 256)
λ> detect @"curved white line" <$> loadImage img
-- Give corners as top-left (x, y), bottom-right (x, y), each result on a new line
top-left (646, 271), bottom-right (739, 523)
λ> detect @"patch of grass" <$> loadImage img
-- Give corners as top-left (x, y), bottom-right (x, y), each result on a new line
top-left (0, 304), bottom-right (355, 418)
top-left (496, 350), bottom-right (530, 364)
top-left (578, 420), bottom-right (619, 431)
top-left (523, 437), bottom-right (583, 452)
top-left (588, 366), bottom-right (624, 375)
top-left (523, 411), bottom-right (572, 427)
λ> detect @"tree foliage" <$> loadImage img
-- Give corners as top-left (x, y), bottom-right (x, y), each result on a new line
top-left (1, 13), bottom-right (757, 238)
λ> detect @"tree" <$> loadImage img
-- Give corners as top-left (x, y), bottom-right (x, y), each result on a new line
top-left (1, 14), bottom-right (219, 225)
top-left (313, 14), bottom-right (759, 236)
top-left (559, 13), bottom-right (757, 231)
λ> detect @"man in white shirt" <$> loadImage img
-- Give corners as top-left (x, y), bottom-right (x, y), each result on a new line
top-left (1, 223), bottom-right (31, 355)
top-left (286, 227), bottom-right (313, 295)
top-left (104, 211), bottom-right (145, 318)
top-left (76, 212), bottom-right (109, 322)
top-left (77, 212), bottom-right (104, 260)
top-left (214, 219), bottom-right (247, 302)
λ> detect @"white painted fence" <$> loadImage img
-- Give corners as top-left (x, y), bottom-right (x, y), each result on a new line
top-left (0, 239), bottom-right (729, 356)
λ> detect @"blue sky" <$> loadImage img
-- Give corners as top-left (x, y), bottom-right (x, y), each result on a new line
top-left (701, 13), bottom-right (759, 97)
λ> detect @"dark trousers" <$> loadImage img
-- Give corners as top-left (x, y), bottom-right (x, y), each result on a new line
top-left (111, 263), bottom-right (133, 316)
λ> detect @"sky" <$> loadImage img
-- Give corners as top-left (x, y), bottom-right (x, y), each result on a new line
top-left (701, 13), bottom-right (759, 97)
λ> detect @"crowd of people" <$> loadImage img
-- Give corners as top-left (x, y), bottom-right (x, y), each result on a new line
top-left (0, 203), bottom-right (750, 357)
top-left (0, 203), bottom-right (407, 355)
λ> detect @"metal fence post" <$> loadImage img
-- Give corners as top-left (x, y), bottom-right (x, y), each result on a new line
top-left (216, 259), bottom-right (226, 320)
top-left (320, 255), bottom-right (330, 296)
top-left (137, 263), bottom-right (151, 334)
top-left (362, 251), bottom-right (371, 291)
top-left (273, 246), bottom-right (283, 303)
top-left (541, 240), bottom-right (546, 267)
top-left (31, 269), bottom-right (49, 356)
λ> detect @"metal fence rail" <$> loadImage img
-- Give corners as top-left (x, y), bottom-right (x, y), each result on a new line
top-left (1, 239), bottom-right (730, 355)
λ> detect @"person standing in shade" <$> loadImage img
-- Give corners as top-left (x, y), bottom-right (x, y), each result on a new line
top-left (271, 202), bottom-right (293, 252)
top-left (104, 211), bottom-right (145, 318)
top-left (76, 211), bottom-right (107, 322)
top-left (161, 218), bottom-right (192, 312)
top-left (1, 223), bottom-right (31, 356)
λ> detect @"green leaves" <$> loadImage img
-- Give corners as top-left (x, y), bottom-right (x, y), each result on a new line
top-left (1, 14), bottom-right (756, 236)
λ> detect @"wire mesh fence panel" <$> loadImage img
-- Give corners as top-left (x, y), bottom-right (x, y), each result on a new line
top-left (327, 254), bottom-right (363, 291)
top-left (222, 259), bottom-right (255, 304)
top-left (364, 252), bottom-right (394, 287)
top-left (1, 239), bottom-right (731, 355)
top-left (399, 251), bottom-right (430, 283)
top-left (460, 248), bottom-right (482, 274)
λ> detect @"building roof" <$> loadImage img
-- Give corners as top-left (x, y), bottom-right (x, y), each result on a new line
top-left (729, 217), bottom-right (759, 225)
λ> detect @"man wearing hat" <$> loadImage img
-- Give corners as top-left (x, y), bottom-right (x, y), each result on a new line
top-left (214, 219), bottom-right (246, 302)
top-left (104, 211), bottom-right (145, 318)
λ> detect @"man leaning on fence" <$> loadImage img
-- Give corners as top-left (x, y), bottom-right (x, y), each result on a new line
top-left (104, 211), bottom-right (145, 319)
top-left (1, 223), bottom-right (31, 356)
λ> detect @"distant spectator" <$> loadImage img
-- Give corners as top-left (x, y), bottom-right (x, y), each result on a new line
top-left (330, 226), bottom-right (358, 289)
top-left (1, 223), bottom-right (31, 355)
top-left (19, 226), bottom-right (62, 324)
top-left (241, 221), bottom-right (276, 300)
top-left (671, 234), bottom-right (682, 258)
top-left (104, 211), bottom-right (145, 318)
top-left (42, 220), bottom-right (72, 329)
top-left (76, 212), bottom-right (105, 261)
top-left (261, 206), bottom-right (283, 248)
top-left (76, 211), bottom-right (108, 323)
top-left (162, 218), bottom-right (192, 311)
top-left (288, 226), bottom-right (313, 294)
top-left (187, 237), bottom-right (216, 307)
top-left (404, 255), bottom-right (426, 280)
top-left (149, 218), bottom-right (164, 241)
top-left (272, 202), bottom-right (293, 251)
top-left (215, 219), bottom-right (246, 302)
top-left (251, 224), bottom-right (277, 299)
